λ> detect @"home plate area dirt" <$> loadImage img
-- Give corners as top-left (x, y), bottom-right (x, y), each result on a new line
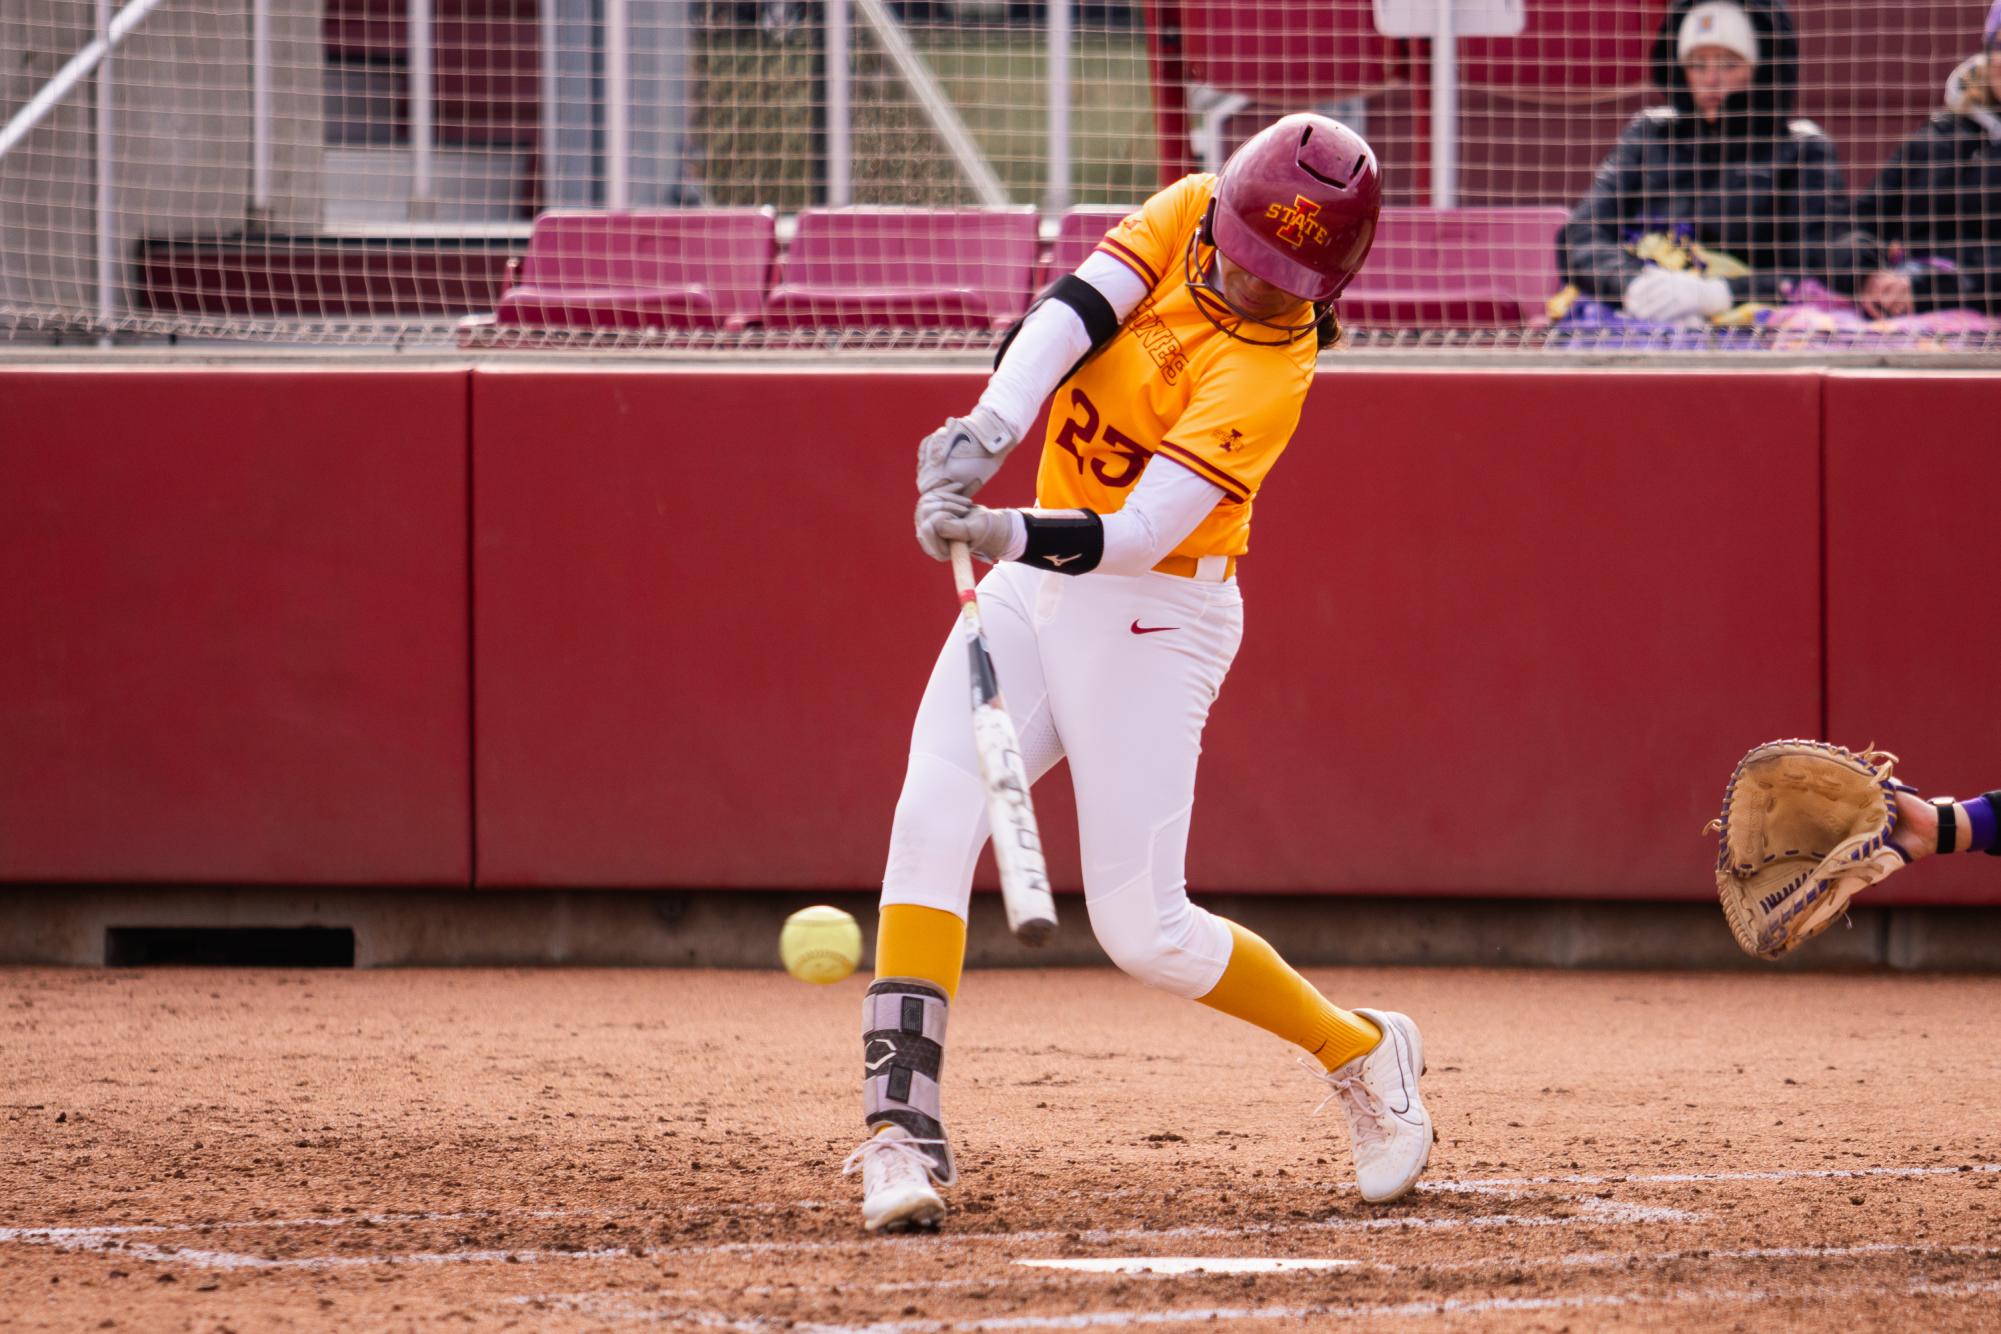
top-left (6, 966), bottom-right (2001, 1330)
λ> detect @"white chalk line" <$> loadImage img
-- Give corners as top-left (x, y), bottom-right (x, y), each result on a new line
top-left (2, 1160), bottom-right (1994, 1273)
top-left (526, 1161), bottom-right (2001, 1215)
top-left (0, 1205), bottom-right (603, 1241)
top-left (521, 1278), bottom-right (2001, 1332)
top-left (1016, 1257), bottom-right (1360, 1275)
top-left (0, 1197), bottom-right (820, 1242)
top-left (1427, 1161), bottom-right (2001, 1191)
top-left (32, 1239), bottom-right (606, 1273)
top-left (0, 1198), bottom-right (1687, 1273)
top-left (4, 1161), bottom-right (1987, 1241)
top-left (516, 1240), bottom-right (2001, 1305)
top-left (638, 1195), bottom-right (1701, 1262)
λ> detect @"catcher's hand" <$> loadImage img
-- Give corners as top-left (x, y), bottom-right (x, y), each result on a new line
top-left (1707, 739), bottom-right (1913, 960)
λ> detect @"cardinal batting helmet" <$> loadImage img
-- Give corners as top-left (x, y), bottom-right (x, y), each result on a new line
top-left (1203, 114), bottom-right (1382, 305)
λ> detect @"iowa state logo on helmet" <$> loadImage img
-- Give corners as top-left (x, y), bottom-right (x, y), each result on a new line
top-left (1265, 196), bottom-right (1331, 250)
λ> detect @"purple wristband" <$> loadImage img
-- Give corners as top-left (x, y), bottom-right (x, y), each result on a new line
top-left (1964, 794), bottom-right (1998, 854)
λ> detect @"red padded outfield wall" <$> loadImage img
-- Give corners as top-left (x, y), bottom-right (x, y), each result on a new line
top-left (471, 367), bottom-right (1824, 901)
top-left (470, 368), bottom-right (1003, 889)
top-left (0, 368), bottom-right (471, 885)
top-left (1824, 372), bottom-right (2001, 907)
top-left (2, 366), bottom-right (1994, 903)
top-left (1200, 368), bottom-right (1822, 898)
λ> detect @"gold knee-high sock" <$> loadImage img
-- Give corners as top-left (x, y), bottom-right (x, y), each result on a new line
top-left (1197, 920), bottom-right (1381, 1071)
top-left (874, 903), bottom-right (968, 1000)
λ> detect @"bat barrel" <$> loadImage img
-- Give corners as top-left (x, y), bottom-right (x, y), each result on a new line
top-left (951, 539), bottom-right (1060, 951)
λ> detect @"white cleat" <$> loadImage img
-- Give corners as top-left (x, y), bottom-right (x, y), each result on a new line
top-left (843, 1125), bottom-right (948, 1233)
top-left (1312, 1008), bottom-right (1433, 1204)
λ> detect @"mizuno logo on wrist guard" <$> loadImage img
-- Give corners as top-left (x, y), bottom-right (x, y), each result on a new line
top-left (1019, 510), bottom-right (1104, 576)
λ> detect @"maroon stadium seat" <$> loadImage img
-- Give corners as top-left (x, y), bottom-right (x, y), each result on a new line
top-left (762, 208), bottom-right (1040, 332)
top-left (1039, 206), bottom-right (1136, 287)
top-left (1337, 206), bottom-right (1570, 330)
top-left (494, 209), bottom-right (777, 332)
top-left (1045, 205), bottom-right (1565, 331)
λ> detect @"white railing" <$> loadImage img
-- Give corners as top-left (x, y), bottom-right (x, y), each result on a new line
top-left (0, 0), bottom-right (168, 161)
top-left (828, 0), bottom-right (851, 205)
top-left (853, 0), bottom-right (1010, 208)
top-left (0, 0), bottom-right (167, 336)
top-left (94, 0), bottom-right (117, 337)
top-left (1046, 0), bottom-right (1070, 213)
top-left (250, 0), bottom-right (271, 215)
top-left (604, 0), bottom-right (630, 209)
top-left (409, 0), bottom-right (436, 216)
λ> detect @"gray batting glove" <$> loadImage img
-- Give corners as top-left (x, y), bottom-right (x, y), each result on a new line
top-left (927, 502), bottom-right (1019, 565)
top-left (916, 404), bottom-right (1018, 500)
top-left (914, 488), bottom-right (972, 562)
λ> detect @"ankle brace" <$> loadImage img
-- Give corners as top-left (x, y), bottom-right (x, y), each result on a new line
top-left (1931, 793), bottom-right (1999, 855)
top-left (862, 978), bottom-right (956, 1184)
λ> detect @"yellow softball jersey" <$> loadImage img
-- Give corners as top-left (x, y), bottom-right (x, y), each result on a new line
top-left (1032, 173), bottom-right (1319, 561)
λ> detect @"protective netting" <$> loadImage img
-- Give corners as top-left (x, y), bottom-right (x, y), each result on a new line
top-left (2, 0), bottom-right (1997, 351)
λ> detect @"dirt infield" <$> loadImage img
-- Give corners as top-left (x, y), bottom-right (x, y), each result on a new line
top-left (6, 965), bottom-right (2001, 1331)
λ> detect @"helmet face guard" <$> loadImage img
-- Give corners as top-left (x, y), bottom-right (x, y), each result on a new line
top-left (1183, 218), bottom-right (1324, 346)
top-left (1188, 113), bottom-right (1382, 344)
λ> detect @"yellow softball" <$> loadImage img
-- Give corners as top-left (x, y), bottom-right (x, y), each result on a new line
top-left (779, 905), bottom-right (863, 984)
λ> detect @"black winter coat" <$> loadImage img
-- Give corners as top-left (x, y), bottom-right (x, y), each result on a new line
top-left (1557, 0), bottom-right (1871, 305)
top-left (1855, 111), bottom-right (2001, 315)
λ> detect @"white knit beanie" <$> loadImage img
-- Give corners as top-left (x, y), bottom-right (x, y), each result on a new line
top-left (1678, 2), bottom-right (1760, 66)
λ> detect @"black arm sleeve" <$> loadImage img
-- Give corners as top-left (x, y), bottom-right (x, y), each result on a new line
top-left (1044, 275), bottom-right (1119, 347)
top-left (992, 274), bottom-right (1122, 373)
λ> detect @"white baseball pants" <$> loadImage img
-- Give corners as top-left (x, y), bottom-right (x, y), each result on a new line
top-left (882, 561), bottom-right (1244, 997)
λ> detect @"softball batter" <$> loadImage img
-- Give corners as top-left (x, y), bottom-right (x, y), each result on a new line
top-left (845, 115), bottom-right (1432, 1232)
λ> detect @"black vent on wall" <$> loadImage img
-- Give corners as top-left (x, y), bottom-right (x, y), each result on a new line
top-left (104, 927), bottom-right (356, 967)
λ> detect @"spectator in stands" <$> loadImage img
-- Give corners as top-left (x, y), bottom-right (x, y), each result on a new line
top-left (1846, 3), bottom-right (2001, 319)
top-left (1558, 0), bottom-right (1869, 325)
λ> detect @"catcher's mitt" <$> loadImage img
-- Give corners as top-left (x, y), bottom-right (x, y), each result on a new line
top-left (1707, 739), bottom-right (1911, 960)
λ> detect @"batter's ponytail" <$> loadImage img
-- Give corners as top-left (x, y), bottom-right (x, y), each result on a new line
top-left (1314, 302), bottom-right (1346, 350)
